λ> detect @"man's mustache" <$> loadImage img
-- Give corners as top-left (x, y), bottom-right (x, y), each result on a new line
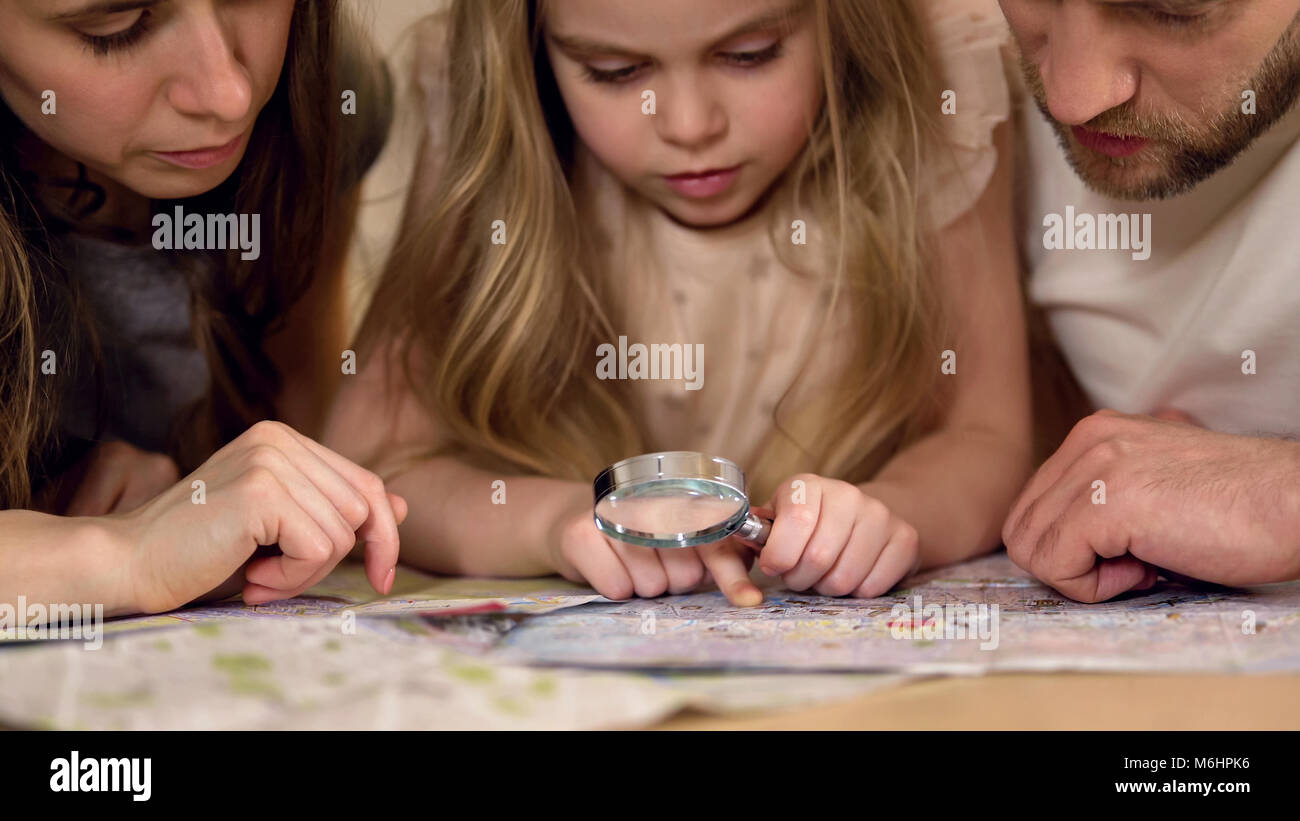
top-left (1018, 53), bottom-right (1203, 146)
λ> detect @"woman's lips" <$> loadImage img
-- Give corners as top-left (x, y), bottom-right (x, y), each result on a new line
top-left (663, 165), bottom-right (741, 199)
top-left (1071, 126), bottom-right (1149, 158)
top-left (151, 131), bottom-right (248, 170)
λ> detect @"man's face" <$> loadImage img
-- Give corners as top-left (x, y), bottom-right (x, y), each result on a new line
top-left (1000, 0), bottom-right (1300, 200)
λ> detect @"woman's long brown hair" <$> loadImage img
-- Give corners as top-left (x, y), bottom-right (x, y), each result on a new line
top-left (0, 0), bottom-right (351, 508)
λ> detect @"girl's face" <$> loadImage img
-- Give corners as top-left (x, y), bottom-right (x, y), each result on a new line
top-left (543, 0), bottom-right (824, 228)
top-left (0, 0), bottom-right (295, 201)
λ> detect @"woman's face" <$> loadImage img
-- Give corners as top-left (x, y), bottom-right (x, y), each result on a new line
top-left (0, 0), bottom-right (296, 201)
top-left (543, 0), bottom-right (824, 229)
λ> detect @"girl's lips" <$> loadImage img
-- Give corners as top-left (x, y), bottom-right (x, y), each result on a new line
top-left (663, 165), bottom-right (741, 199)
top-left (1071, 126), bottom-right (1149, 158)
top-left (151, 131), bottom-right (248, 170)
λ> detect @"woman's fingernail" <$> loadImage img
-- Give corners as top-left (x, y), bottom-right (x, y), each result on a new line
top-left (384, 566), bottom-right (395, 594)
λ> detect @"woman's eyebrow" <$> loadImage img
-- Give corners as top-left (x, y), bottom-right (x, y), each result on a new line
top-left (548, 0), bottom-right (805, 57)
top-left (48, 0), bottom-right (160, 22)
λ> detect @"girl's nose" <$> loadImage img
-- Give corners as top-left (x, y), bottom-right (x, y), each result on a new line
top-left (654, 75), bottom-right (728, 150)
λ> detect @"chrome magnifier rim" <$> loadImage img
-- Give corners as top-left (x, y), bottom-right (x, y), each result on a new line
top-left (592, 451), bottom-right (769, 549)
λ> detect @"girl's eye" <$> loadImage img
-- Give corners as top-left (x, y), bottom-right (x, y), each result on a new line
top-left (580, 39), bottom-right (785, 84)
top-left (719, 39), bottom-right (784, 67)
top-left (77, 10), bottom-right (153, 57)
top-left (582, 62), bottom-right (645, 85)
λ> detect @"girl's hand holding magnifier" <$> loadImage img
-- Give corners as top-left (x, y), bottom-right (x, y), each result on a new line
top-left (549, 505), bottom-right (761, 606)
top-left (757, 474), bottom-right (920, 598)
top-left (575, 452), bottom-right (769, 607)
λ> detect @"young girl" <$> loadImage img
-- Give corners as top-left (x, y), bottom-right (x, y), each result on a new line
top-left (0, 0), bottom-right (406, 619)
top-left (328, 0), bottom-right (1031, 606)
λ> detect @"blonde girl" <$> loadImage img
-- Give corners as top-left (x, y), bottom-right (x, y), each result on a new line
top-left (329, 0), bottom-right (1030, 606)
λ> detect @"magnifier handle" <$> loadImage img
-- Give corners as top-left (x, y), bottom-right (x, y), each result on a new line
top-left (735, 513), bottom-right (772, 548)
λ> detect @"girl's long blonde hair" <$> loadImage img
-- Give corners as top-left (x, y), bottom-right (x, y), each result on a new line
top-left (363, 0), bottom-right (950, 502)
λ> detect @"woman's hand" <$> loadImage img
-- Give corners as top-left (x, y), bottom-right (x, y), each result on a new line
top-left (105, 420), bottom-right (407, 614)
top-left (546, 499), bottom-right (763, 607)
top-left (38, 440), bottom-right (181, 516)
top-left (757, 474), bottom-right (920, 597)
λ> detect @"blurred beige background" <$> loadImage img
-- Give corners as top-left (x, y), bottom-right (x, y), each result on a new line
top-left (344, 0), bottom-right (445, 338)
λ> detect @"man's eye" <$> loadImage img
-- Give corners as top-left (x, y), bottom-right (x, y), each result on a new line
top-left (77, 10), bottom-right (153, 57)
top-left (1138, 8), bottom-right (1209, 29)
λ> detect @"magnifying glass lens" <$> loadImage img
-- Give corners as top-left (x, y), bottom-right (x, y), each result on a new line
top-left (595, 478), bottom-right (747, 544)
top-left (592, 452), bottom-right (770, 549)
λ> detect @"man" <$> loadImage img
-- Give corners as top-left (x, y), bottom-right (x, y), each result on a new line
top-left (1000, 0), bottom-right (1300, 601)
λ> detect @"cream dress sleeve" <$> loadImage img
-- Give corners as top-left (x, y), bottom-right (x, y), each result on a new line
top-left (921, 0), bottom-right (1014, 229)
top-left (405, 9), bottom-right (454, 223)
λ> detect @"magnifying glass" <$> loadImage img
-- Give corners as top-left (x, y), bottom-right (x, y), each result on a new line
top-left (592, 451), bottom-right (772, 549)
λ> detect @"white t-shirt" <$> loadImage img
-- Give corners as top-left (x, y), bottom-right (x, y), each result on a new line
top-left (1021, 100), bottom-right (1300, 437)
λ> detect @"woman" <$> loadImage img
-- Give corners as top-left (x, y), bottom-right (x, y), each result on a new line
top-left (0, 0), bottom-right (405, 620)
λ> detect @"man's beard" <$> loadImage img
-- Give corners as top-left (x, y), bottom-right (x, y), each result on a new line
top-left (1018, 15), bottom-right (1300, 201)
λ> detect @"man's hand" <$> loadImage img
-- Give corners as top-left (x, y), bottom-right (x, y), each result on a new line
top-left (1003, 409), bottom-right (1300, 602)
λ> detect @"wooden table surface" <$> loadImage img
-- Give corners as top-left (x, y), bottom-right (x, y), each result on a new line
top-left (650, 672), bottom-right (1300, 730)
